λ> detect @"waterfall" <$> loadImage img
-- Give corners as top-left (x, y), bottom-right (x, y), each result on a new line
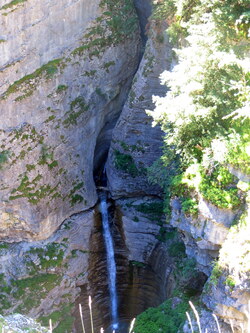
top-left (100, 192), bottom-right (119, 331)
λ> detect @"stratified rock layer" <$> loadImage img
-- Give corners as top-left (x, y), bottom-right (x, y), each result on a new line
top-left (0, 210), bottom-right (93, 321)
top-left (170, 197), bottom-right (241, 275)
top-left (170, 170), bottom-right (250, 332)
top-left (106, 20), bottom-right (172, 198)
top-left (0, 0), bottom-right (141, 241)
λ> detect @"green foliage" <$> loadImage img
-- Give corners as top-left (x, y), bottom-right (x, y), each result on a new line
top-left (225, 275), bottom-right (236, 289)
top-left (134, 202), bottom-right (164, 218)
top-left (199, 166), bottom-right (241, 209)
top-left (39, 304), bottom-right (74, 333)
top-left (114, 150), bottom-right (139, 177)
top-left (71, 0), bottom-right (138, 57)
top-left (0, 151), bottom-right (9, 168)
top-left (9, 173), bottom-right (59, 205)
top-left (12, 274), bottom-right (61, 312)
top-left (0, 273), bottom-right (11, 308)
top-left (149, 0), bottom-right (250, 217)
top-left (56, 85), bottom-right (68, 93)
top-left (152, 0), bottom-right (176, 22)
top-left (177, 257), bottom-right (197, 281)
top-left (28, 243), bottom-right (64, 270)
top-left (169, 241), bottom-right (186, 258)
top-left (226, 129), bottom-right (250, 175)
top-left (134, 297), bottom-right (189, 333)
top-left (0, 243), bottom-right (9, 249)
top-left (63, 97), bottom-right (89, 128)
top-left (68, 181), bottom-right (84, 206)
top-left (155, 226), bottom-right (168, 242)
top-left (181, 197), bottom-right (198, 216)
top-left (39, 145), bottom-right (54, 164)
top-left (70, 194), bottom-right (83, 206)
top-left (99, 0), bottom-right (138, 43)
top-left (0, 0), bottom-right (27, 10)
top-left (2, 59), bottom-right (63, 100)
top-left (209, 260), bottom-right (222, 285)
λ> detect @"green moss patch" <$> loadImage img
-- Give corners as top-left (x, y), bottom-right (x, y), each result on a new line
top-left (0, 0), bottom-right (27, 10)
top-left (2, 58), bottom-right (63, 100)
top-left (39, 304), bottom-right (74, 333)
top-left (71, 0), bottom-right (138, 58)
top-left (63, 97), bottom-right (89, 128)
top-left (9, 173), bottom-right (59, 205)
top-left (28, 243), bottom-right (64, 270)
top-left (114, 150), bottom-right (140, 177)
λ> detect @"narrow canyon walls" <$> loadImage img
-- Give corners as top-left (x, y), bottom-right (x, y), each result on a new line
top-left (106, 20), bottom-right (172, 198)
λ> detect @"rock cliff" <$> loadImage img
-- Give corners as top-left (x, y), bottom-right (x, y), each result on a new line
top-left (0, 210), bottom-right (93, 327)
top-left (106, 19), bottom-right (172, 198)
top-left (0, 0), bottom-right (141, 242)
top-left (170, 171), bottom-right (250, 331)
top-left (1, 1), bottom-right (249, 332)
top-left (0, 1), bottom-right (175, 330)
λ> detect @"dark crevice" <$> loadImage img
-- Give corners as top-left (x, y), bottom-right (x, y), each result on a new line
top-left (93, 1), bottom-right (152, 180)
top-left (133, 0), bottom-right (152, 45)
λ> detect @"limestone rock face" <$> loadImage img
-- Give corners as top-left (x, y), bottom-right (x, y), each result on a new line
top-left (202, 279), bottom-right (250, 332)
top-left (201, 197), bottom-right (250, 332)
top-left (106, 20), bottom-right (172, 199)
top-left (0, 0), bottom-right (141, 241)
top-left (170, 169), bottom-right (250, 331)
top-left (0, 209), bottom-right (94, 328)
top-left (115, 197), bottom-right (172, 318)
top-left (0, 314), bottom-right (49, 333)
top-left (182, 309), bottom-right (232, 333)
top-left (170, 197), bottom-right (240, 275)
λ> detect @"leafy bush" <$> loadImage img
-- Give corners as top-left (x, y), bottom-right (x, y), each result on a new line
top-left (0, 151), bottom-right (9, 168)
top-left (148, 0), bottom-right (250, 216)
top-left (169, 242), bottom-right (186, 257)
top-left (181, 197), bottom-right (198, 216)
top-left (114, 150), bottom-right (139, 177)
top-left (199, 166), bottom-right (241, 209)
top-left (209, 260), bottom-right (222, 285)
top-left (134, 298), bottom-right (189, 333)
top-left (134, 202), bottom-right (164, 217)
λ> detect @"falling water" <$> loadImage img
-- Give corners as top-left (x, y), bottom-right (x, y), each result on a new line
top-left (100, 192), bottom-right (119, 331)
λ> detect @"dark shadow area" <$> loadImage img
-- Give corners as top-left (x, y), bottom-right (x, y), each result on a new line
top-left (133, 0), bottom-right (152, 45)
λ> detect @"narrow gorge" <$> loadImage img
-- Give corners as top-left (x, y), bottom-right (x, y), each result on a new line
top-left (0, 0), bottom-right (249, 332)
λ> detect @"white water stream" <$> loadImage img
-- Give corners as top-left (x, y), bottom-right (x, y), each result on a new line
top-left (100, 193), bottom-right (119, 331)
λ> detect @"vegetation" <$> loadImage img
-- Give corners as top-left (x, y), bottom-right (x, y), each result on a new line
top-left (0, 151), bottom-right (9, 169)
top-left (134, 202), bottom-right (164, 218)
top-left (9, 173), bottom-right (59, 204)
top-left (134, 297), bottom-right (189, 333)
top-left (2, 58), bottom-right (63, 100)
top-left (134, 236), bottom-right (199, 333)
top-left (56, 84), bottom-right (68, 93)
top-left (63, 97), bottom-right (89, 128)
top-left (0, 0), bottom-right (27, 11)
top-left (39, 304), bottom-right (74, 333)
top-left (149, 0), bottom-right (250, 213)
top-left (72, 0), bottom-right (138, 57)
top-left (114, 150), bottom-right (140, 177)
top-left (142, 1), bottom-right (250, 329)
top-left (28, 243), bottom-right (64, 270)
